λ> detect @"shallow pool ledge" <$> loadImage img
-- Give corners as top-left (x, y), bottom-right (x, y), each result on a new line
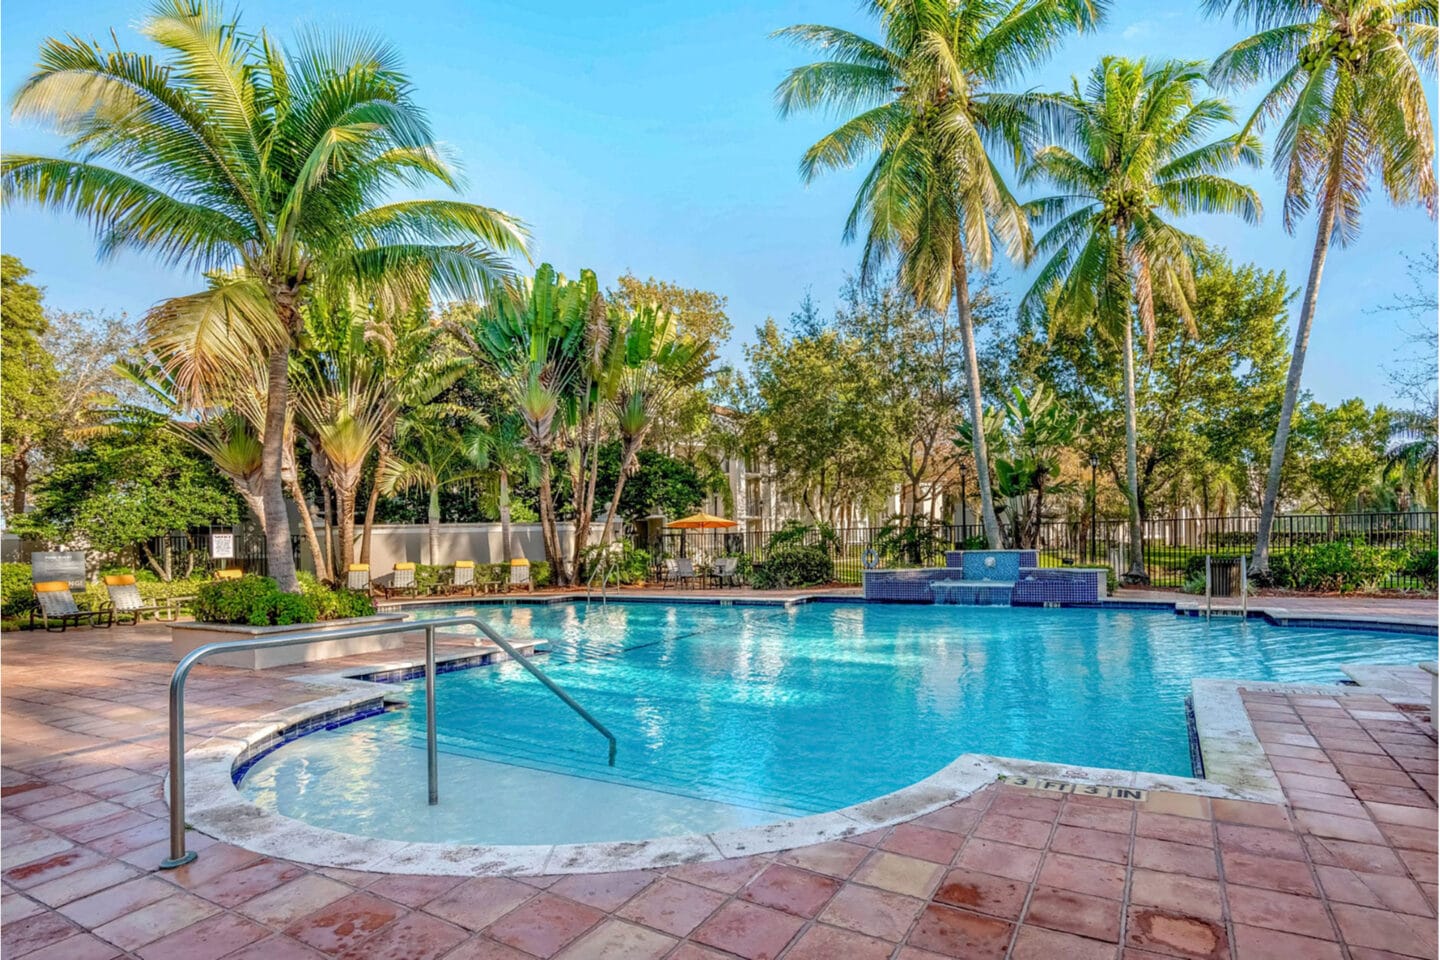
top-left (179, 686), bottom-right (1282, 877)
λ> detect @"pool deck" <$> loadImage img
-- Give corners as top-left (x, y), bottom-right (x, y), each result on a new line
top-left (1, 592), bottom-right (1436, 959)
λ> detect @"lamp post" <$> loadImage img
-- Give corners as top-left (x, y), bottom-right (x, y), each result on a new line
top-left (1089, 454), bottom-right (1099, 562)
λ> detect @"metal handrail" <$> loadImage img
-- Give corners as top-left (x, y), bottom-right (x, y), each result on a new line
top-left (160, 615), bottom-right (616, 869)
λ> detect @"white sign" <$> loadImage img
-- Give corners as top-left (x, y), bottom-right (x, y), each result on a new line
top-left (211, 532), bottom-right (235, 559)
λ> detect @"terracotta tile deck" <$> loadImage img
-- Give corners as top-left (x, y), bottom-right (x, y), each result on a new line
top-left (2, 601), bottom-right (1436, 959)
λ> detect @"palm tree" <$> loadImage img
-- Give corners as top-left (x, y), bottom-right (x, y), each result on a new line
top-left (1206, 0), bottom-right (1436, 573)
top-left (2, 0), bottom-right (526, 590)
top-left (380, 415), bottom-right (489, 566)
top-left (466, 415), bottom-right (538, 563)
top-left (458, 264), bottom-right (594, 584)
top-left (1021, 57), bottom-right (1262, 581)
top-left (773, 0), bottom-right (1105, 549)
top-left (598, 305), bottom-right (710, 548)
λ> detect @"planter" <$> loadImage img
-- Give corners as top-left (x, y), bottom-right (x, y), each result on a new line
top-left (170, 613), bottom-right (414, 669)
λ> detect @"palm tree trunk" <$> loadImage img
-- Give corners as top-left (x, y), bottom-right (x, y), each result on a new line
top-left (952, 246), bottom-right (1002, 548)
top-left (498, 468), bottom-right (513, 563)
top-left (536, 458), bottom-right (566, 580)
top-left (1121, 318), bottom-right (1148, 582)
top-left (288, 474), bottom-right (326, 582)
top-left (427, 486), bottom-right (440, 566)
top-left (261, 345), bottom-right (299, 592)
top-left (320, 484), bottom-right (334, 578)
top-left (1251, 165), bottom-right (1342, 574)
top-left (360, 445), bottom-right (388, 565)
top-left (599, 437), bottom-right (644, 548)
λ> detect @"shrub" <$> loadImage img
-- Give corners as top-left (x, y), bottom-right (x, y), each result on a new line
top-left (1269, 539), bottom-right (1402, 593)
top-left (531, 561), bottom-right (552, 587)
top-left (296, 572), bottom-right (376, 620)
top-left (1, 564), bottom-right (36, 618)
top-left (270, 592), bottom-right (319, 625)
top-left (194, 576), bottom-right (286, 626)
top-left (1400, 548), bottom-right (1438, 588)
top-left (750, 545), bottom-right (834, 589)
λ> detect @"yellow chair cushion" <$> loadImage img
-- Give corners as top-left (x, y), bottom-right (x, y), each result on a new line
top-left (104, 574), bottom-right (138, 586)
top-left (215, 569), bottom-right (243, 580)
top-left (510, 558), bottom-right (530, 566)
top-left (34, 581), bottom-right (70, 593)
top-left (454, 560), bottom-right (474, 569)
top-left (349, 564), bottom-right (369, 572)
top-left (395, 562), bottom-right (416, 570)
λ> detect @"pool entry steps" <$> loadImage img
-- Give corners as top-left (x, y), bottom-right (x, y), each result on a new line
top-left (862, 550), bottom-right (1108, 605)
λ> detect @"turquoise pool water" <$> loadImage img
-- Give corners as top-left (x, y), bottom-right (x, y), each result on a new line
top-left (239, 601), bottom-right (1435, 844)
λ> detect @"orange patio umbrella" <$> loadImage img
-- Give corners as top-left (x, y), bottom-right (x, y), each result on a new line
top-left (666, 512), bottom-right (738, 529)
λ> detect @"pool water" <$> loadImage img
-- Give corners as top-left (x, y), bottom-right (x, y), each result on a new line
top-left (239, 601), bottom-right (1435, 844)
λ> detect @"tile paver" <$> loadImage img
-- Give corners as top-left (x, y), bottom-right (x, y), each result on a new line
top-left (0, 609), bottom-right (1435, 959)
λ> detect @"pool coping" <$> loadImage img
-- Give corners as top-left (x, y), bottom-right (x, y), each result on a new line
top-left (172, 606), bottom-right (1437, 876)
top-left (381, 593), bottom-right (1439, 636)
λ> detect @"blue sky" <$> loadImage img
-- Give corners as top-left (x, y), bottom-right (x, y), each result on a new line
top-left (3, 0), bottom-right (1435, 406)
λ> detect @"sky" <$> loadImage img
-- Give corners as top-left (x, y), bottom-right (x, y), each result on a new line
top-left (2, 0), bottom-right (1436, 407)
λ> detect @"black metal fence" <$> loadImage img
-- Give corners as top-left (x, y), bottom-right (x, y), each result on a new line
top-left (137, 526), bottom-right (295, 580)
top-left (639, 511), bottom-right (1438, 590)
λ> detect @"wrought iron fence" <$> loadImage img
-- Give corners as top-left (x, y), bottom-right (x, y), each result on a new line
top-left (638, 511), bottom-right (1437, 590)
top-left (137, 526), bottom-right (297, 580)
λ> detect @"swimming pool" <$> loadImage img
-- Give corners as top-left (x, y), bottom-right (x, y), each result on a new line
top-left (238, 601), bottom-right (1435, 845)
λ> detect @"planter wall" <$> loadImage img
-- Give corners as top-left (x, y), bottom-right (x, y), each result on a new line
top-left (170, 613), bottom-right (414, 669)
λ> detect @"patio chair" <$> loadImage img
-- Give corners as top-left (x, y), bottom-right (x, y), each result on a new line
top-left (379, 562), bottom-right (418, 598)
top-left (508, 558), bottom-right (532, 593)
top-left (449, 561), bottom-right (478, 597)
top-left (484, 563), bottom-right (509, 594)
top-left (101, 574), bottom-right (169, 625)
top-left (214, 568), bottom-right (244, 580)
top-left (708, 557), bottom-right (740, 588)
top-left (661, 558), bottom-right (697, 588)
top-left (31, 582), bottom-right (112, 632)
top-left (346, 564), bottom-right (372, 594)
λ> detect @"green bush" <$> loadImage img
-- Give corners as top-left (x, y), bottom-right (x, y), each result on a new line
top-left (750, 545), bottom-right (834, 589)
top-left (531, 561), bottom-right (552, 587)
top-left (1269, 539), bottom-right (1402, 593)
top-left (194, 575), bottom-right (326, 626)
top-left (1400, 548), bottom-right (1438, 588)
top-left (296, 572), bottom-right (376, 620)
top-left (1, 564), bottom-right (36, 618)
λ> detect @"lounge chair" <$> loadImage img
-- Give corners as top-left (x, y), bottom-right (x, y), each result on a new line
top-left (708, 557), bottom-right (740, 588)
top-left (31, 582), bottom-right (112, 632)
top-left (101, 574), bottom-right (169, 624)
top-left (214, 568), bottom-right (244, 580)
top-left (379, 562), bottom-right (418, 598)
top-left (449, 561), bottom-right (478, 597)
top-left (508, 559), bottom-right (532, 593)
top-left (346, 564), bottom-right (372, 593)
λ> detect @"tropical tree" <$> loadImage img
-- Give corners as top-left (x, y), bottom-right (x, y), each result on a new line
top-left (1020, 57), bottom-right (1262, 581)
top-left (457, 264), bottom-right (592, 582)
top-left (1, 256), bottom-right (60, 516)
top-left (2, 0), bottom-right (526, 590)
top-left (597, 305), bottom-right (710, 547)
top-left (379, 416), bottom-right (489, 565)
top-left (773, 0), bottom-right (1105, 548)
top-left (465, 415), bottom-right (537, 563)
top-left (1206, 0), bottom-right (1436, 572)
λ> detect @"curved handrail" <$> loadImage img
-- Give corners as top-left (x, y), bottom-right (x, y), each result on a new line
top-left (161, 614), bottom-right (616, 869)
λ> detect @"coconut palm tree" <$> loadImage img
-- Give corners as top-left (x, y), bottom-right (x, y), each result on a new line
top-left (379, 414), bottom-right (489, 566)
top-left (1205, 0), bottom-right (1436, 573)
top-left (2, 0), bottom-right (526, 590)
top-left (773, 0), bottom-right (1106, 549)
top-left (465, 415), bottom-right (538, 563)
top-left (1020, 57), bottom-right (1262, 581)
